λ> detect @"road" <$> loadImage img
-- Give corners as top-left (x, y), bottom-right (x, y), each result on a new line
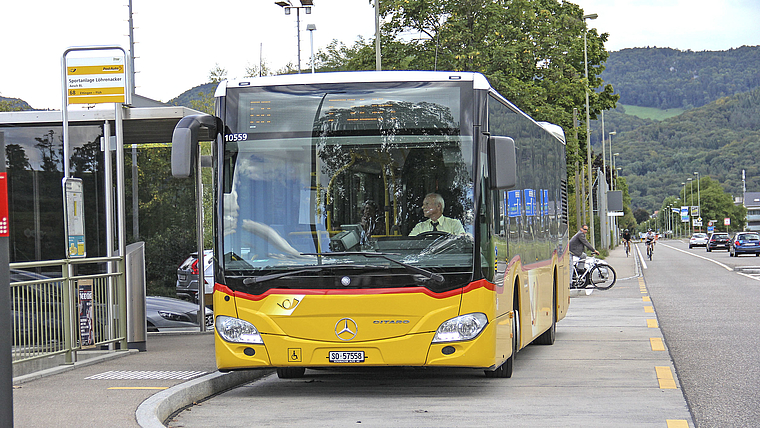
top-left (639, 239), bottom-right (760, 427)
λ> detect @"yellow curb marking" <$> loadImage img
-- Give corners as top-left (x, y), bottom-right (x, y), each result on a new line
top-left (650, 337), bottom-right (665, 351)
top-left (666, 420), bottom-right (689, 428)
top-left (647, 319), bottom-right (658, 328)
top-left (643, 296), bottom-right (651, 302)
top-left (644, 306), bottom-right (654, 313)
top-left (656, 366), bottom-right (677, 389)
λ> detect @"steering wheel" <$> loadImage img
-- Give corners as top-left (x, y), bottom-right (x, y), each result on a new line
top-left (417, 231), bottom-right (451, 239)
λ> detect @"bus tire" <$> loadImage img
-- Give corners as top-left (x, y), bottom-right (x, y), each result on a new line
top-left (277, 367), bottom-right (306, 379)
top-left (485, 292), bottom-right (519, 379)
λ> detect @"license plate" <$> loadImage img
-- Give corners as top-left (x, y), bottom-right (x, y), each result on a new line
top-left (329, 351), bottom-right (364, 363)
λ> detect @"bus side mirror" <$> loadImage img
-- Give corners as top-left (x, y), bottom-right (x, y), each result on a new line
top-left (171, 114), bottom-right (217, 178)
top-left (488, 136), bottom-right (517, 189)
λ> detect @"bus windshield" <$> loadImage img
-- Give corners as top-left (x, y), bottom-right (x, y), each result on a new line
top-left (221, 83), bottom-right (475, 293)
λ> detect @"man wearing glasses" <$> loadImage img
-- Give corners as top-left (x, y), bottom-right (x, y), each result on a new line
top-left (569, 224), bottom-right (599, 258)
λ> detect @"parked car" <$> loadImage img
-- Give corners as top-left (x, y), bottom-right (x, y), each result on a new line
top-left (176, 250), bottom-right (213, 304)
top-left (146, 296), bottom-right (213, 332)
top-left (729, 232), bottom-right (760, 257)
top-left (689, 233), bottom-right (708, 248)
top-left (706, 233), bottom-right (731, 252)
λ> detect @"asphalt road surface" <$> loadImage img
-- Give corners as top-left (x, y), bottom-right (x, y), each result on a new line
top-left (640, 239), bottom-right (760, 427)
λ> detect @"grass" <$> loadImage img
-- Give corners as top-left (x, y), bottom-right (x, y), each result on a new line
top-left (621, 104), bottom-right (686, 121)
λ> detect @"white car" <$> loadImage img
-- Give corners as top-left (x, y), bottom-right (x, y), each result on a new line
top-left (689, 233), bottom-right (708, 248)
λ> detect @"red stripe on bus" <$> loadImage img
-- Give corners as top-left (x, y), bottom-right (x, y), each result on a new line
top-left (215, 279), bottom-right (495, 302)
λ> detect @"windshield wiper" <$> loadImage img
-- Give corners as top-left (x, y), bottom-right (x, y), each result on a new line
top-left (242, 264), bottom-right (374, 285)
top-left (301, 252), bottom-right (445, 284)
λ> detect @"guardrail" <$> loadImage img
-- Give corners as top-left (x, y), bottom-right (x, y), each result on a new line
top-left (10, 257), bottom-right (126, 366)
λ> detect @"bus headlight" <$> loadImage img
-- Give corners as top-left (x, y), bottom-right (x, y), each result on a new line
top-left (432, 313), bottom-right (488, 343)
top-left (216, 315), bottom-right (264, 344)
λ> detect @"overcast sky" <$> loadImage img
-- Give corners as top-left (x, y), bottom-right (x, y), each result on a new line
top-left (2, 0), bottom-right (759, 110)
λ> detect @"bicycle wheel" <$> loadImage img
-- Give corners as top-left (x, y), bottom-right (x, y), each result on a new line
top-left (589, 264), bottom-right (616, 290)
top-left (647, 245), bottom-right (652, 260)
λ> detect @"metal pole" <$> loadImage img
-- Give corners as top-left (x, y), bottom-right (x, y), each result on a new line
top-left (128, 0), bottom-right (136, 95)
top-left (695, 172), bottom-right (701, 229)
top-left (103, 123), bottom-right (116, 349)
top-left (197, 142), bottom-right (206, 331)
top-left (0, 133), bottom-right (13, 427)
top-left (296, 7), bottom-right (301, 73)
top-left (573, 108), bottom-right (581, 230)
top-left (601, 110), bottom-right (606, 189)
top-left (375, 0), bottom-right (381, 71)
top-left (584, 29), bottom-right (595, 246)
top-left (308, 25), bottom-right (316, 74)
top-left (582, 14), bottom-right (597, 246)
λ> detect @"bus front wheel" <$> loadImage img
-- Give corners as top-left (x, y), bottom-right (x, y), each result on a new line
top-left (277, 367), bottom-right (306, 379)
top-left (485, 303), bottom-right (518, 378)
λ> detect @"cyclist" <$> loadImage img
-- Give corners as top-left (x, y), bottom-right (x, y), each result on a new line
top-left (645, 229), bottom-right (657, 258)
top-left (621, 229), bottom-right (632, 256)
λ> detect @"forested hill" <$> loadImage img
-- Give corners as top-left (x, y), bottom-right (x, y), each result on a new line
top-left (602, 46), bottom-right (760, 109)
top-left (611, 86), bottom-right (760, 211)
top-left (0, 96), bottom-right (32, 111)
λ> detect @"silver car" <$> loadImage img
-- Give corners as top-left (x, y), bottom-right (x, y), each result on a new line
top-left (689, 233), bottom-right (708, 248)
top-left (146, 296), bottom-right (213, 332)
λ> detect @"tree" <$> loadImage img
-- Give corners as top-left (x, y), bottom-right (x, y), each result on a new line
top-left (633, 208), bottom-right (650, 225)
top-left (209, 64), bottom-right (228, 83)
top-left (375, 0), bottom-right (619, 138)
top-left (244, 61), bottom-right (272, 78)
top-left (190, 92), bottom-right (214, 115)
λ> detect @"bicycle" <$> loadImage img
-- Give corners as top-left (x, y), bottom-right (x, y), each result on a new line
top-left (571, 255), bottom-right (617, 290)
top-left (645, 240), bottom-right (654, 260)
top-left (624, 240), bottom-right (631, 257)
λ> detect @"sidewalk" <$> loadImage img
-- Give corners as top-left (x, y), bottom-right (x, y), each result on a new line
top-left (12, 332), bottom-right (269, 428)
top-left (12, 245), bottom-right (690, 428)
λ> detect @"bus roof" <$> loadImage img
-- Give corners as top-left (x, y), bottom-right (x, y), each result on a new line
top-left (215, 71), bottom-right (492, 98)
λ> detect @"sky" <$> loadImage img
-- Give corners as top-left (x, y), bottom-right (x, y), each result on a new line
top-left (2, 0), bottom-right (759, 111)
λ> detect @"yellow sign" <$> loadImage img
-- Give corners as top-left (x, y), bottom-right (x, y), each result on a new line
top-left (66, 56), bottom-right (126, 105)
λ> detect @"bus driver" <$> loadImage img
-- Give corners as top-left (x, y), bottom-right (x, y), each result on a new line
top-left (409, 193), bottom-right (465, 236)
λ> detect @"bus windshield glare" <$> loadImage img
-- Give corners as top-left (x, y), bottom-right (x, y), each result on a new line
top-left (221, 83), bottom-right (475, 293)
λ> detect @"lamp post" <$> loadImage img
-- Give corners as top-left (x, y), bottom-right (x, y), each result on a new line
top-left (681, 182), bottom-right (687, 238)
top-left (306, 24), bottom-right (316, 73)
top-left (688, 177), bottom-right (693, 233)
top-left (608, 131), bottom-right (616, 189)
top-left (583, 13), bottom-right (598, 246)
top-left (612, 153), bottom-right (619, 190)
top-left (694, 171), bottom-right (701, 229)
top-left (275, 0), bottom-right (314, 74)
top-left (374, 0), bottom-right (381, 71)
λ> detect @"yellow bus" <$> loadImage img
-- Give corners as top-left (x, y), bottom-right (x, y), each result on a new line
top-left (172, 71), bottom-right (570, 378)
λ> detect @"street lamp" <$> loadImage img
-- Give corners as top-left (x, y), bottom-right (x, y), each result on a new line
top-left (306, 24), bottom-right (316, 74)
top-left (608, 131), bottom-right (616, 189)
top-left (612, 153), bottom-right (619, 190)
top-left (583, 13), bottom-right (598, 246)
top-left (694, 171), bottom-right (701, 229)
top-left (681, 182), bottom-right (687, 238)
top-left (275, 0), bottom-right (314, 74)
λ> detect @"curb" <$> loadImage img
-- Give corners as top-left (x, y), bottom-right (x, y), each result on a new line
top-left (135, 369), bottom-right (273, 427)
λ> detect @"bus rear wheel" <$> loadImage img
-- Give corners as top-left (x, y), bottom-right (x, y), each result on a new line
top-left (277, 367), bottom-right (306, 379)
